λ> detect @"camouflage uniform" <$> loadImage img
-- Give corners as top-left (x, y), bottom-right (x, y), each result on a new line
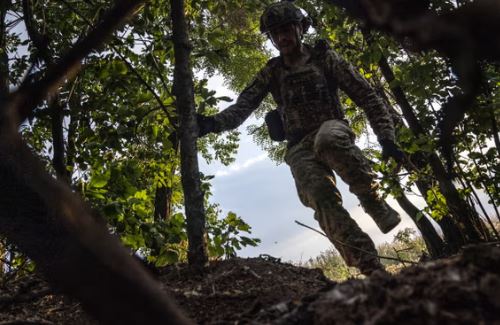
top-left (209, 42), bottom-right (396, 273)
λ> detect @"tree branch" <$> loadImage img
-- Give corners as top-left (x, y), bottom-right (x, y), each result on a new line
top-left (57, 0), bottom-right (176, 122)
top-left (294, 220), bottom-right (417, 265)
top-left (21, 0), bottom-right (51, 66)
top-left (22, 0), bottom-right (70, 183)
top-left (7, 0), bottom-right (146, 126)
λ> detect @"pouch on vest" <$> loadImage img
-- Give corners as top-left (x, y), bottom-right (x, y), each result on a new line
top-left (265, 109), bottom-right (285, 141)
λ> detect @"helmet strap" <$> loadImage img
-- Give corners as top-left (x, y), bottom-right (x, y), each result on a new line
top-left (294, 23), bottom-right (303, 42)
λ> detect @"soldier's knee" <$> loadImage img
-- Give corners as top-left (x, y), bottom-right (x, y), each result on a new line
top-left (314, 120), bottom-right (355, 155)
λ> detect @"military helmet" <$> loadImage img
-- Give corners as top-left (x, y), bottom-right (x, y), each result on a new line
top-left (260, 1), bottom-right (311, 34)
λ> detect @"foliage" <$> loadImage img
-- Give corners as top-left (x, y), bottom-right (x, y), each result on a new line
top-left (0, 240), bottom-right (35, 280)
top-left (1, 0), bottom-right (272, 269)
top-left (378, 228), bottom-right (428, 268)
top-left (206, 208), bottom-right (261, 260)
top-left (305, 228), bottom-right (427, 282)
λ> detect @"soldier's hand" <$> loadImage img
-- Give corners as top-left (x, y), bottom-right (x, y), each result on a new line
top-left (196, 114), bottom-right (216, 137)
top-left (380, 139), bottom-right (404, 163)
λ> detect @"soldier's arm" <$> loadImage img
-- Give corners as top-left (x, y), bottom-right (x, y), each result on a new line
top-left (326, 50), bottom-right (395, 142)
top-left (210, 63), bottom-right (272, 133)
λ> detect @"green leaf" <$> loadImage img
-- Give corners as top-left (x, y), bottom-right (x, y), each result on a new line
top-left (155, 250), bottom-right (179, 267)
top-left (388, 79), bottom-right (401, 88)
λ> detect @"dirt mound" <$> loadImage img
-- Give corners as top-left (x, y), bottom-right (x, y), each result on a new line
top-left (0, 275), bottom-right (94, 324)
top-left (159, 255), bottom-right (332, 324)
top-left (0, 245), bottom-right (499, 324)
top-left (0, 255), bottom-right (331, 324)
top-left (254, 244), bottom-right (500, 324)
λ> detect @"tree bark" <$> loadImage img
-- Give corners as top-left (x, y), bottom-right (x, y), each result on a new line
top-left (0, 1), bottom-right (10, 102)
top-left (154, 185), bottom-right (172, 221)
top-left (395, 190), bottom-right (445, 258)
top-left (490, 109), bottom-right (500, 155)
top-left (66, 91), bottom-right (80, 183)
top-left (154, 132), bottom-right (179, 221)
top-left (455, 161), bottom-right (499, 240)
top-left (49, 100), bottom-right (68, 181)
top-left (170, 0), bottom-right (208, 269)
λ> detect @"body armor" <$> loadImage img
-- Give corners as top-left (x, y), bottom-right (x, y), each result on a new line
top-left (268, 42), bottom-right (345, 145)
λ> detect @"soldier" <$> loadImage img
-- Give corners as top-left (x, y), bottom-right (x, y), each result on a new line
top-left (197, 1), bottom-right (404, 275)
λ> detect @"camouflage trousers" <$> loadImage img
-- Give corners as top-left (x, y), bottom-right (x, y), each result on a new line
top-left (285, 119), bottom-right (384, 273)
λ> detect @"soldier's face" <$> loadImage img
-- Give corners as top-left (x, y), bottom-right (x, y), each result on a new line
top-left (270, 23), bottom-right (301, 55)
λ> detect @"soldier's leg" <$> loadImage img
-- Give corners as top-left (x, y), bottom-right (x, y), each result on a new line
top-left (314, 119), bottom-right (401, 234)
top-left (285, 135), bottom-right (383, 274)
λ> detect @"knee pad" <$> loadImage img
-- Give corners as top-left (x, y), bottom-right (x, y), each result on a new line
top-left (314, 120), bottom-right (355, 155)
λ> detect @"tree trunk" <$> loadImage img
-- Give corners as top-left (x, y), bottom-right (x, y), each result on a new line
top-left (374, 46), bottom-right (484, 244)
top-left (154, 185), bottom-right (173, 221)
top-left (23, 0), bottom-right (69, 183)
top-left (490, 109), bottom-right (500, 155)
top-left (0, 1), bottom-right (10, 102)
top-left (170, 0), bottom-right (208, 269)
top-left (395, 190), bottom-right (445, 258)
top-left (66, 91), bottom-right (80, 183)
top-left (49, 99), bottom-right (69, 182)
top-left (154, 132), bottom-right (179, 221)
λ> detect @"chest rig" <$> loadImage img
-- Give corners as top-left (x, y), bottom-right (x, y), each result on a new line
top-left (267, 40), bottom-right (345, 145)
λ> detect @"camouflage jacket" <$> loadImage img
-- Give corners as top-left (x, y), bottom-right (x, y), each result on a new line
top-left (211, 40), bottom-right (395, 144)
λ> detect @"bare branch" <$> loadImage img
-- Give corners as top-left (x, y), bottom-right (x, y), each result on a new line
top-left (295, 220), bottom-right (417, 265)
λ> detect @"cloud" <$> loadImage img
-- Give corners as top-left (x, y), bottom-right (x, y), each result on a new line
top-left (214, 153), bottom-right (267, 177)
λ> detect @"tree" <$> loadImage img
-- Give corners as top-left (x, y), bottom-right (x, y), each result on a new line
top-left (0, 1), bottom-right (192, 323)
top-left (171, 0), bottom-right (208, 268)
top-left (2, 0), bottom-right (262, 270)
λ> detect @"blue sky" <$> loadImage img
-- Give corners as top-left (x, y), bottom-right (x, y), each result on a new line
top-left (199, 75), bottom-right (423, 263)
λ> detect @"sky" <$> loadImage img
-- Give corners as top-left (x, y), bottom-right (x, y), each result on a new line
top-left (198, 74), bottom-right (424, 263)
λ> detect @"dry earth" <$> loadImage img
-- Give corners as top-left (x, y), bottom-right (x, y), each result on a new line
top-left (0, 244), bottom-right (499, 324)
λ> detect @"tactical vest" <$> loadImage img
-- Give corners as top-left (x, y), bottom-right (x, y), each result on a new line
top-left (268, 40), bottom-right (345, 145)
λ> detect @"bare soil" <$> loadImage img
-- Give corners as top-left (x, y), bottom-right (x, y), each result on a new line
top-left (0, 244), bottom-right (499, 324)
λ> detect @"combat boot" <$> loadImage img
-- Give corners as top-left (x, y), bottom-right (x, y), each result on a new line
top-left (360, 198), bottom-right (401, 234)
